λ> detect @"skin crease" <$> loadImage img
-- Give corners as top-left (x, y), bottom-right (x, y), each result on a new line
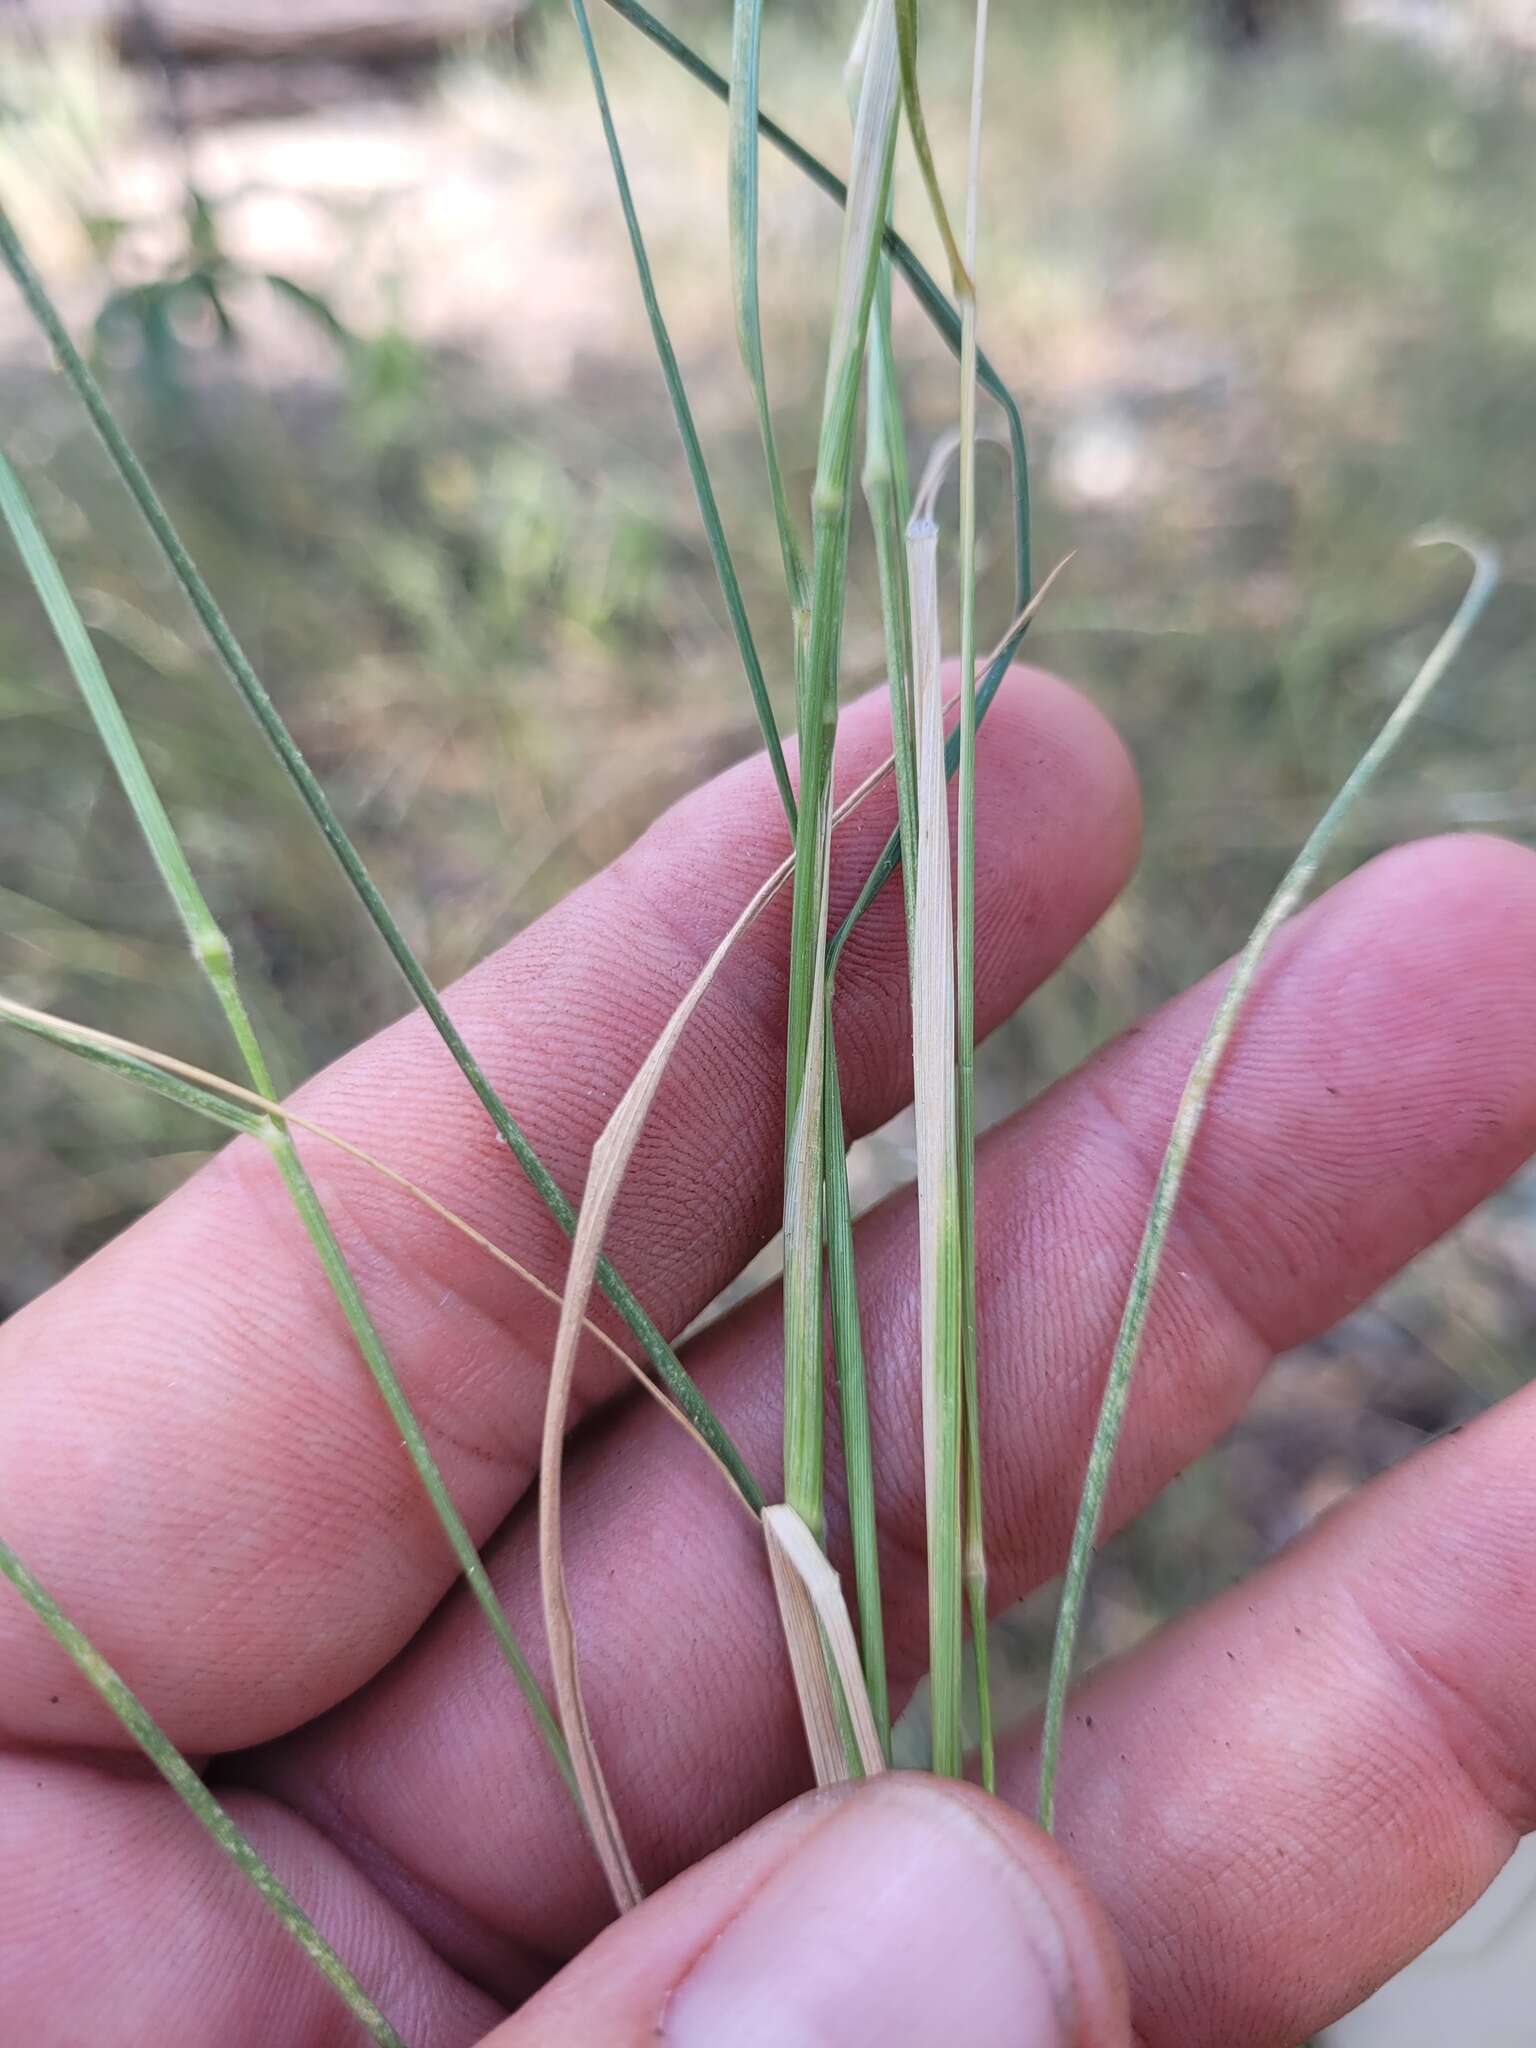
top-left (2, 669), bottom-right (1536, 2045)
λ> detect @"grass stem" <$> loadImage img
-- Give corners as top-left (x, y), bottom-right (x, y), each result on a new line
top-left (0, 1539), bottom-right (408, 2048)
top-left (955, 0), bottom-right (995, 1795)
top-left (906, 512), bottom-right (964, 1777)
top-left (781, 0), bottom-right (902, 1553)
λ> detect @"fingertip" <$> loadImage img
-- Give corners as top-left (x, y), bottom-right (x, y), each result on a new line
top-left (496, 1773), bottom-right (1131, 2047)
top-left (1342, 828), bottom-right (1536, 965)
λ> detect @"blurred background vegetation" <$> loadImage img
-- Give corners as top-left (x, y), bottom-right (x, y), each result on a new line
top-left (2, 0), bottom-right (1535, 1763)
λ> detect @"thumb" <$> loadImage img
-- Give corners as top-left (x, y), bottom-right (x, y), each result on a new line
top-left (482, 1773), bottom-right (1131, 2046)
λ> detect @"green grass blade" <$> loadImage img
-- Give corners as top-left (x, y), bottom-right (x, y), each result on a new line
top-left (808, 74), bottom-right (912, 1775)
top-left (0, 1006), bottom-right (263, 1136)
top-left (781, 0), bottom-right (901, 1550)
top-left (781, 820), bottom-right (833, 1541)
top-left (0, 450), bottom-right (273, 1095)
top-left (955, 0), bottom-right (994, 1794)
top-left (906, 511), bottom-right (964, 1777)
top-left (1036, 536), bottom-right (1501, 1832)
top-left (822, 1029), bottom-right (891, 1756)
top-left (262, 1131), bottom-right (581, 1799)
top-left (598, 0), bottom-right (1030, 615)
top-left (0, 1540), bottom-right (409, 2048)
top-left (0, 454), bottom-right (578, 1806)
top-left (894, 0), bottom-right (968, 295)
top-left (602, 0), bottom-right (1035, 955)
top-left (0, 996), bottom-right (729, 1474)
top-left (863, 257), bottom-right (918, 959)
top-left (0, 204), bottom-right (759, 1515)
top-left (729, 0), bottom-right (811, 638)
top-left (565, 0), bottom-right (794, 826)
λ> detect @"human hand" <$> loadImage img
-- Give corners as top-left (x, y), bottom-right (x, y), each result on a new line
top-left (4, 670), bottom-right (1535, 2046)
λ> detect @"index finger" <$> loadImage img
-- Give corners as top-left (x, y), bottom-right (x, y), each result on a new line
top-left (0, 670), bottom-right (1138, 1752)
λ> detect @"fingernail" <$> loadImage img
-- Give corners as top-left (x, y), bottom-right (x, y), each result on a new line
top-left (664, 1780), bottom-right (1076, 2047)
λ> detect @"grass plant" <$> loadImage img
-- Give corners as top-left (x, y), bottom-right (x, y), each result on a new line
top-left (0, 3), bottom-right (1515, 2038)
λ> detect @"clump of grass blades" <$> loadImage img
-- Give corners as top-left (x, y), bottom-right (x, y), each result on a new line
top-left (0, 1), bottom-right (1511, 2037)
top-left (0, 200), bottom-right (762, 1516)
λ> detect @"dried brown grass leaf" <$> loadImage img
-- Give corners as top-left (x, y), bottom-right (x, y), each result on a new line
top-left (536, 734), bottom-right (917, 1908)
top-left (762, 1502), bottom-right (886, 1784)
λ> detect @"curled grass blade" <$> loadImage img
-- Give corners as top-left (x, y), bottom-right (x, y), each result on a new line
top-left (0, 455), bottom-right (577, 1803)
top-left (565, 0), bottom-right (794, 826)
top-left (0, 1539), bottom-right (409, 2048)
top-left (1036, 535), bottom-right (1501, 1832)
top-left (0, 204), bottom-right (758, 1515)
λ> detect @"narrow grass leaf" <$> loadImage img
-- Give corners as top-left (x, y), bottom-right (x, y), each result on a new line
top-left (805, 41), bottom-right (920, 1771)
top-left (782, 815), bottom-right (834, 1542)
top-left (0, 456), bottom-right (577, 1804)
top-left (564, 0), bottom-right (794, 825)
top-left (593, 0), bottom-right (1035, 958)
top-left (1, 1007), bottom-right (264, 1137)
top-left (955, 0), bottom-right (995, 1793)
top-left (894, 0), bottom-right (968, 294)
top-left (729, 0), bottom-right (811, 636)
top-left (762, 1503), bottom-right (886, 1783)
top-left (822, 1033), bottom-right (891, 1756)
top-left (0, 994), bottom-right (739, 1490)
top-left (907, 513), bottom-right (964, 1777)
top-left (0, 1540), bottom-right (408, 2048)
top-left (780, 0), bottom-right (901, 1570)
top-left (0, 452), bottom-right (271, 1091)
top-left (1037, 535), bottom-right (1500, 1831)
top-left (861, 258), bottom-right (918, 953)
top-left (0, 206), bottom-right (758, 1513)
